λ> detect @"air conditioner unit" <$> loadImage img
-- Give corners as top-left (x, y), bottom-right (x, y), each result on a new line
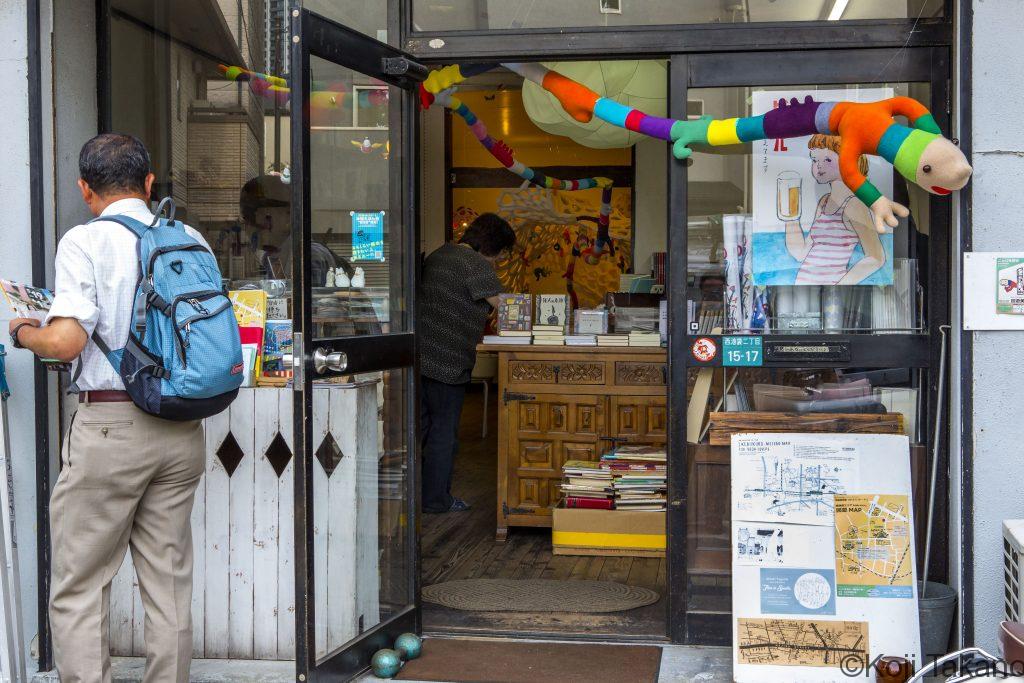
top-left (1003, 520), bottom-right (1024, 622)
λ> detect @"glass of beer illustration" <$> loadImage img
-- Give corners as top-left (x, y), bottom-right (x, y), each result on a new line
top-left (776, 170), bottom-right (802, 221)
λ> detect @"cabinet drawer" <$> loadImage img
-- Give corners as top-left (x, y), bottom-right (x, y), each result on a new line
top-left (508, 360), bottom-right (605, 385)
top-left (614, 361), bottom-right (667, 386)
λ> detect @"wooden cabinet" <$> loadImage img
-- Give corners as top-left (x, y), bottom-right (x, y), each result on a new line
top-left (483, 345), bottom-right (667, 542)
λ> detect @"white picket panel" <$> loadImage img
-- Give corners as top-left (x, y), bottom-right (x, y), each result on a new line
top-left (355, 385), bottom-right (381, 632)
top-left (277, 389), bottom-right (296, 659)
top-left (190, 426), bottom-right (207, 654)
top-left (311, 388), bottom-right (330, 661)
top-left (326, 390), bottom-right (358, 653)
top-left (107, 384), bottom-right (378, 661)
top-left (203, 407), bottom-right (232, 657)
top-left (228, 390), bottom-right (256, 658)
top-left (108, 553), bottom-right (133, 653)
top-left (253, 390), bottom-right (281, 659)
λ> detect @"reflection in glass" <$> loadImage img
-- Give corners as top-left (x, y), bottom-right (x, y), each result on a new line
top-left (684, 83), bottom-right (934, 615)
top-left (686, 84), bottom-right (930, 335)
top-left (313, 369), bottom-right (410, 661)
top-left (412, 0), bottom-right (943, 32)
top-left (309, 56), bottom-right (403, 339)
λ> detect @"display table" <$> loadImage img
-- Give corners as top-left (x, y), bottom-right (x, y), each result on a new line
top-left (479, 344), bottom-right (667, 541)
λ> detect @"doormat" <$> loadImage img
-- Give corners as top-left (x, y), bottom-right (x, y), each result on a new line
top-left (395, 638), bottom-right (662, 683)
top-left (421, 579), bottom-right (659, 613)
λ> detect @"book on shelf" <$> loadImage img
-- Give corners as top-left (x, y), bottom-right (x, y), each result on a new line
top-left (565, 336), bottom-right (597, 346)
top-left (533, 338), bottom-right (565, 346)
top-left (482, 334), bottom-right (530, 344)
top-left (596, 334), bottom-right (630, 346)
top-left (535, 294), bottom-right (570, 330)
top-left (497, 330), bottom-right (532, 337)
top-left (610, 445), bottom-right (666, 458)
top-left (532, 324), bottom-right (565, 333)
top-left (497, 293), bottom-right (532, 333)
top-left (564, 497), bottom-right (615, 510)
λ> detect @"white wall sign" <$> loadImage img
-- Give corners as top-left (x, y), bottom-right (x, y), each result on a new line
top-left (963, 252), bottom-right (1024, 330)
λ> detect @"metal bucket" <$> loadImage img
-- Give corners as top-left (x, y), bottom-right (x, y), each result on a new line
top-left (919, 581), bottom-right (957, 658)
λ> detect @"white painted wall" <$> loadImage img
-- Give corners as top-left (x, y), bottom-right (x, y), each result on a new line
top-left (0, 1), bottom-right (43, 673)
top-left (969, 0), bottom-right (1024, 652)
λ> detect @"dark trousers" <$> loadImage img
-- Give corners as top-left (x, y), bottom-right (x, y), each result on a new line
top-left (420, 376), bottom-right (468, 512)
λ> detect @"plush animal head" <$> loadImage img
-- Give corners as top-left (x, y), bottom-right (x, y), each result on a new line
top-left (896, 133), bottom-right (972, 196)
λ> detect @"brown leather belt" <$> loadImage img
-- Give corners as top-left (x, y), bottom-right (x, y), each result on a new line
top-left (80, 390), bottom-right (132, 403)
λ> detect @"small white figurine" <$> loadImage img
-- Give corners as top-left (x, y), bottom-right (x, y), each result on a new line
top-left (351, 267), bottom-right (366, 288)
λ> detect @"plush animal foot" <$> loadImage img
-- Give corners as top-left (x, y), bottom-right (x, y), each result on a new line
top-left (670, 116), bottom-right (712, 160)
top-left (868, 196), bottom-right (910, 234)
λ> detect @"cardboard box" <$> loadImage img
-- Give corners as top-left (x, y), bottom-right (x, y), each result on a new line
top-left (552, 507), bottom-right (666, 557)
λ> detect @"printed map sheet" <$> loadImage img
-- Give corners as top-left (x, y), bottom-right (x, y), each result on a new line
top-left (737, 618), bottom-right (868, 667)
top-left (834, 494), bottom-right (914, 598)
top-left (732, 436), bottom-right (857, 526)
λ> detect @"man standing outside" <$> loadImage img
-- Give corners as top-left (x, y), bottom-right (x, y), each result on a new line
top-left (8, 134), bottom-right (210, 682)
top-left (418, 213), bottom-right (516, 513)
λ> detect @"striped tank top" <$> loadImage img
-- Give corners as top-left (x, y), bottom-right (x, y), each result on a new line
top-left (794, 194), bottom-right (858, 285)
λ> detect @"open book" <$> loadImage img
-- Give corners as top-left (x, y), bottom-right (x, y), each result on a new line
top-left (1, 279), bottom-right (53, 322)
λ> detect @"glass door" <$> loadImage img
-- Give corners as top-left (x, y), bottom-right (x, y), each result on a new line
top-left (290, 9), bottom-right (426, 680)
top-left (666, 47), bottom-right (952, 644)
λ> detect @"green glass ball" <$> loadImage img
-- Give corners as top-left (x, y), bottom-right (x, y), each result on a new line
top-left (394, 632), bottom-right (423, 660)
top-left (371, 648), bottom-right (403, 678)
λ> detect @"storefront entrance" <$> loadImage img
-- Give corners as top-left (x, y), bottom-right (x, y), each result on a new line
top-left (48, 3), bottom-right (957, 681)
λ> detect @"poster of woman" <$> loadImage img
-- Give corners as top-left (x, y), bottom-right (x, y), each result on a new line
top-left (752, 88), bottom-right (894, 286)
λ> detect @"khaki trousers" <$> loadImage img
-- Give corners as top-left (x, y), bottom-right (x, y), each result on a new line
top-left (49, 400), bottom-right (205, 683)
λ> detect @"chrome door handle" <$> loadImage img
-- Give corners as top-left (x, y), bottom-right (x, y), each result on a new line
top-left (313, 348), bottom-right (348, 374)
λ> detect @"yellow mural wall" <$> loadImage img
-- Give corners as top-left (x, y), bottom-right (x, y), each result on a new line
top-left (451, 89), bottom-right (633, 310)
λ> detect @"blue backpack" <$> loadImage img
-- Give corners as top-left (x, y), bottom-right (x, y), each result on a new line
top-left (76, 198), bottom-right (243, 420)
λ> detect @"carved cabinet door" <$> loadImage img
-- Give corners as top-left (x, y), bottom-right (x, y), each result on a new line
top-left (608, 395), bottom-right (668, 446)
top-left (505, 394), bottom-right (605, 519)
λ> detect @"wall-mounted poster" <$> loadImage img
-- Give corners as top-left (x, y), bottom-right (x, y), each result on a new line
top-left (752, 88), bottom-right (894, 287)
top-left (351, 211), bottom-right (385, 261)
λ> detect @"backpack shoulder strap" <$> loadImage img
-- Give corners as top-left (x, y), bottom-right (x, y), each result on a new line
top-left (89, 214), bottom-right (151, 239)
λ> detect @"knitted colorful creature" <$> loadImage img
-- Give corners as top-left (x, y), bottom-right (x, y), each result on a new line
top-left (498, 63), bottom-right (971, 234)
top-left (666, 96), bottom-right (972, 233)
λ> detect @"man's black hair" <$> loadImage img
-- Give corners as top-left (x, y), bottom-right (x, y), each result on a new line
top-left (458, 213), bottom-right (516, 257)
top-left (78, 133), bottom-right (151, 197)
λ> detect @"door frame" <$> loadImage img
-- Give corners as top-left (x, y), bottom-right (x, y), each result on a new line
top-left (289, 9), bottom-right (425, 680)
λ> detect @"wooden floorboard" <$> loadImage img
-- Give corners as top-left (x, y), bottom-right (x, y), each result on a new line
top-left (420, 386), bottom-right (667, 638)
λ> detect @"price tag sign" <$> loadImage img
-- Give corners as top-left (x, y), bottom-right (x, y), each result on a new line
top-left (723, 336), bottom-right (763, 367)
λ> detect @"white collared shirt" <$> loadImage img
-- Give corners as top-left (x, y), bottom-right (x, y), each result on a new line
top-left (46, 198), bottom-right (212, 391)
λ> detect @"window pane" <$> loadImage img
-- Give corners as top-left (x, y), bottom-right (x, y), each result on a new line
top-left (308, 56), bottom-right (405, 338)
top-left (304, 0), bottom-right (390, 45)
top-left (412, 0), bottom-right (942, 32)
top-left (686, 83), bottom-right (932, 335)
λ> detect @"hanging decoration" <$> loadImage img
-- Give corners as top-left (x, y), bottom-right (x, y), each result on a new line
top-left (420, 62), bottom-right (972, 235)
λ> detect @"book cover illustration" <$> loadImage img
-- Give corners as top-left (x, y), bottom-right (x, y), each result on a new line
top-left (536, 294), bottom-right (570, 329)
top-left (1, 279), bottom-right (54, 321)
top-left (262, 320), bottom-right (293, 371)
top-left (497, 293), bottom-right (532, 332)
top-left (230, 290), bottom-right (268, 379)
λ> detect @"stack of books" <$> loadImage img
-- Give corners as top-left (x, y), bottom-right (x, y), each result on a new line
top-left (601, 446), bottom-right (667, 511)
top-left (565, 334), bottom-right (597, 346)
top-left (629, 331), bottom-right (662, 347)
top-left (597, 334), bottom-right (630, 346)
top-left (560, 460), bottom-right (615, 509)
top-left (532, 324), bottom-right (565, 346)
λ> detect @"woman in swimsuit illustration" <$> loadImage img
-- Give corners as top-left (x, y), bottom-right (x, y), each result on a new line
top-left (785, 135), bottom-right (886, 285)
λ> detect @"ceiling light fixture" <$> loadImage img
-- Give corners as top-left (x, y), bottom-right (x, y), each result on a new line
top-left (827, 0), bottom-right (849, 21)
